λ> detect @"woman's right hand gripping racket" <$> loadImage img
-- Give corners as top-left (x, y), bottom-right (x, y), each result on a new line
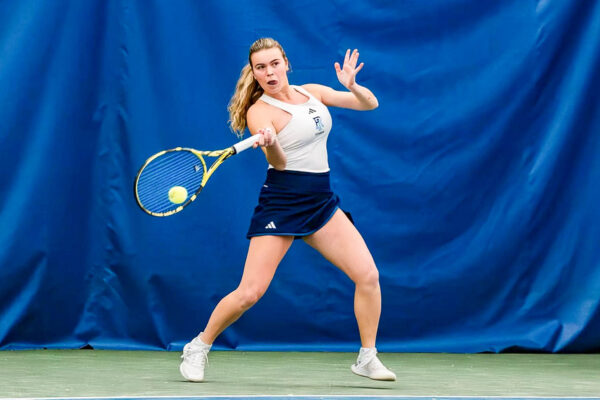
top-left (134, 135), bottom-right (260, 217)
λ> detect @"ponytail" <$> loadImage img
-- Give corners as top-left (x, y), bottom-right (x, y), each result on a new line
top-left (228, 64), bottom-right (263, 138)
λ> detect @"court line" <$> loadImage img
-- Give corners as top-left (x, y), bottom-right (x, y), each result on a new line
top-left (2, 396), bottom-right (599, 400)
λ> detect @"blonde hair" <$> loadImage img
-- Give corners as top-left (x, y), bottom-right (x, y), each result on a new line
top-left (228, 38), bottom-right (288, 137)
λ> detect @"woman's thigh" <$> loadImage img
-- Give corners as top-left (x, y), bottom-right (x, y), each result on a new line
top-left (303, 209), bottom-right (377, 282)
top-left (238, 235), bottom-right (294, 292)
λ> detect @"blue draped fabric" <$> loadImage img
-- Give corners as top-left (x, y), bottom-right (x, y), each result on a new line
top-left (1, 0), bottom-right (599, 352)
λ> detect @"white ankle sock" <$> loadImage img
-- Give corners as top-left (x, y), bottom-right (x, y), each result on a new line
top-left (193, 333), bottom-right (212, 350)
top-left (358, 347), bottom-right (377, 362)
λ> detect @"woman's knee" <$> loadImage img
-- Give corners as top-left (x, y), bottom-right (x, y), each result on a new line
top-left (235, 286), bottom-right (267, 310)
top-left (355, 265), bottom-right (380, 288)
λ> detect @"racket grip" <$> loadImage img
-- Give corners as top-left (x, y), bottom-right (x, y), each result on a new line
top-left (232, 134), bottom-right (261, 154)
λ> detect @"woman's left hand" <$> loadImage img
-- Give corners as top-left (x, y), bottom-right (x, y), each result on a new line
top-left (335, 49), bottom-right (364, 90)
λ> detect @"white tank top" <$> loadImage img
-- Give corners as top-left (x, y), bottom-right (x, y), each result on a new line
top-left (259, 85), bottom-right (332, 173)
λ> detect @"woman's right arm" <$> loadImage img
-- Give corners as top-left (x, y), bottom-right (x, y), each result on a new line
top-left (246, 104), bottom-right (287, 170)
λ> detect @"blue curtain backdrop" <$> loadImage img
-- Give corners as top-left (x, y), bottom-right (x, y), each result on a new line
top-left (1, 0), bottom-right (599, 352)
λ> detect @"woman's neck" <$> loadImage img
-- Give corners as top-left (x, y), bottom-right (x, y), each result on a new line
top-left (265, 85), bottom-right (308, 105)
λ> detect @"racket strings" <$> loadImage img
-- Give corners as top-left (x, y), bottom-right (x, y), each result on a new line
top-left (136, 151), bottom-right (206, 214)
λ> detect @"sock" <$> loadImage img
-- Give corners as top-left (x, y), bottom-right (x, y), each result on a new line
top-left (358, 347), bottom-right (377, 363)
top-left (193, 332), bottom-right (212, 350)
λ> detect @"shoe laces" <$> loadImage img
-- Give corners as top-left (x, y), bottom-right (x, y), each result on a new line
top-left (181, 341), bottom-right (209, 367)
top-left (365, 354), bottom-right (386, 371)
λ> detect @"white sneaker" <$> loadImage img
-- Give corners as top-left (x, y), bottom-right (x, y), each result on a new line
top-left (179, 336), bottom-right (211, 382)
top-left (351, 347), bottom-right (396, 381)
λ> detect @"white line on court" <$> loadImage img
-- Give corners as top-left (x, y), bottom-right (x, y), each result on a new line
top-left (2, 396), bottom-right (599, 400)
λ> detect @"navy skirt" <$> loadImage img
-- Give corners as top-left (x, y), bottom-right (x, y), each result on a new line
top-left (247, 169), bottom-right (340, 239)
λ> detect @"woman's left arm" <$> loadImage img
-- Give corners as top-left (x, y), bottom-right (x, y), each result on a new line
top-left (303, 49), bottom-right (378, 111)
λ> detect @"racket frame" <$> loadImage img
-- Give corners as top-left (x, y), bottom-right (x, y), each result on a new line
top-left (134, 135), bottom-right (259, 217)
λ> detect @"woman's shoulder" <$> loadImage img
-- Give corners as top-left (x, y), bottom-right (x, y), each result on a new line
top-left (300, 84), bottom-right (332, 102)
top-left (247, 100), bottom-right (271, 119)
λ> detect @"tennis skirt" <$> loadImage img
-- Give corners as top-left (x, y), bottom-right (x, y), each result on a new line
top-left (247, 169), bottom-right (341, 239)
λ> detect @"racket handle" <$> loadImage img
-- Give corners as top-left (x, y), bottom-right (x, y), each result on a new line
top-left (232, 134), bottom-right (261, 154)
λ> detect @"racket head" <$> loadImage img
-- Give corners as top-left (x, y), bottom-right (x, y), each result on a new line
top-left (134, 147), bottom-right (210, 217)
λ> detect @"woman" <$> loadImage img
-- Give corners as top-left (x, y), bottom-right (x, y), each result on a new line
top-left (180, 38), bottom-right (395, 382)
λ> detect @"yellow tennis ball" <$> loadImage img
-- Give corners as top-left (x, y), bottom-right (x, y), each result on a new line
top-left (168, 186), bottom-right (188, 204)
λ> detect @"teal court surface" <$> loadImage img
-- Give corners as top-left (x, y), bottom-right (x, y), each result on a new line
top-left (0, 350), bottom-right (599, 399)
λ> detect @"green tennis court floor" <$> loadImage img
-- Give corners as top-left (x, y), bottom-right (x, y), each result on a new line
top-left (0, 350), bottom-right (599, 399)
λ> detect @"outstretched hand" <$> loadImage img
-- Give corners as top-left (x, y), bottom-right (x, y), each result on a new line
top-left (335, 49), bottom-right (364, 89)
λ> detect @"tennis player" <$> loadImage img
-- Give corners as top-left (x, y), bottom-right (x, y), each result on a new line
top-left (180, 38), bottom-right (396, 382)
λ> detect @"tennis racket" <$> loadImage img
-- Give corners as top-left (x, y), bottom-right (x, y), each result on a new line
top-left (134, 134), bottom-right (260, 217)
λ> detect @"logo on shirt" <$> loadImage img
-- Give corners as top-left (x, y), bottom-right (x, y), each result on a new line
top-left (313, 116), bottom-right (325, 135)
top-left (308, 108), bottom-right (317, 114)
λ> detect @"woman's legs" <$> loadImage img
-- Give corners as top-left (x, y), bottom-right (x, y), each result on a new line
top-left (200, 235), bottom-right (294, 344)
top-left (303, 209), bottom-right (381, 348)
top-left (303, 209), bottom-right (395, 380)
top-left (180, 235), bottom-right (293, 382)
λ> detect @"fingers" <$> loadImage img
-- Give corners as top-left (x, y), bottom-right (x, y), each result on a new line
top-left (350, 49), bottom-right (359, 67)
top-left (334, 62), bottom-right (341, 73)
top-left (262, 128), bottom-right (274, 146)
top-left (342, 49), bottom-right (360, 69)
top-left (355, 62), bottom-right (364, 74)
top-left (253, 128), bottom-right (277, 148)
top-left (252, 130), bottom-right (266, 148)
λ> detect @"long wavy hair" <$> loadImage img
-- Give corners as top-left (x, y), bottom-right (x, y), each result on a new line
top-left (228, 38), bottom-right (288, 137)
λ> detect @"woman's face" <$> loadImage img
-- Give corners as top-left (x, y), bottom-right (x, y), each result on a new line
top-left (251, 47), bottom-right (289, 95)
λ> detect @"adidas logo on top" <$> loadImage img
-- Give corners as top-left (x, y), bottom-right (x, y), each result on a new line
top-left (308, 108), bottom-right (317, 114)
top-left (265, 221), bottom-right (277, 229)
